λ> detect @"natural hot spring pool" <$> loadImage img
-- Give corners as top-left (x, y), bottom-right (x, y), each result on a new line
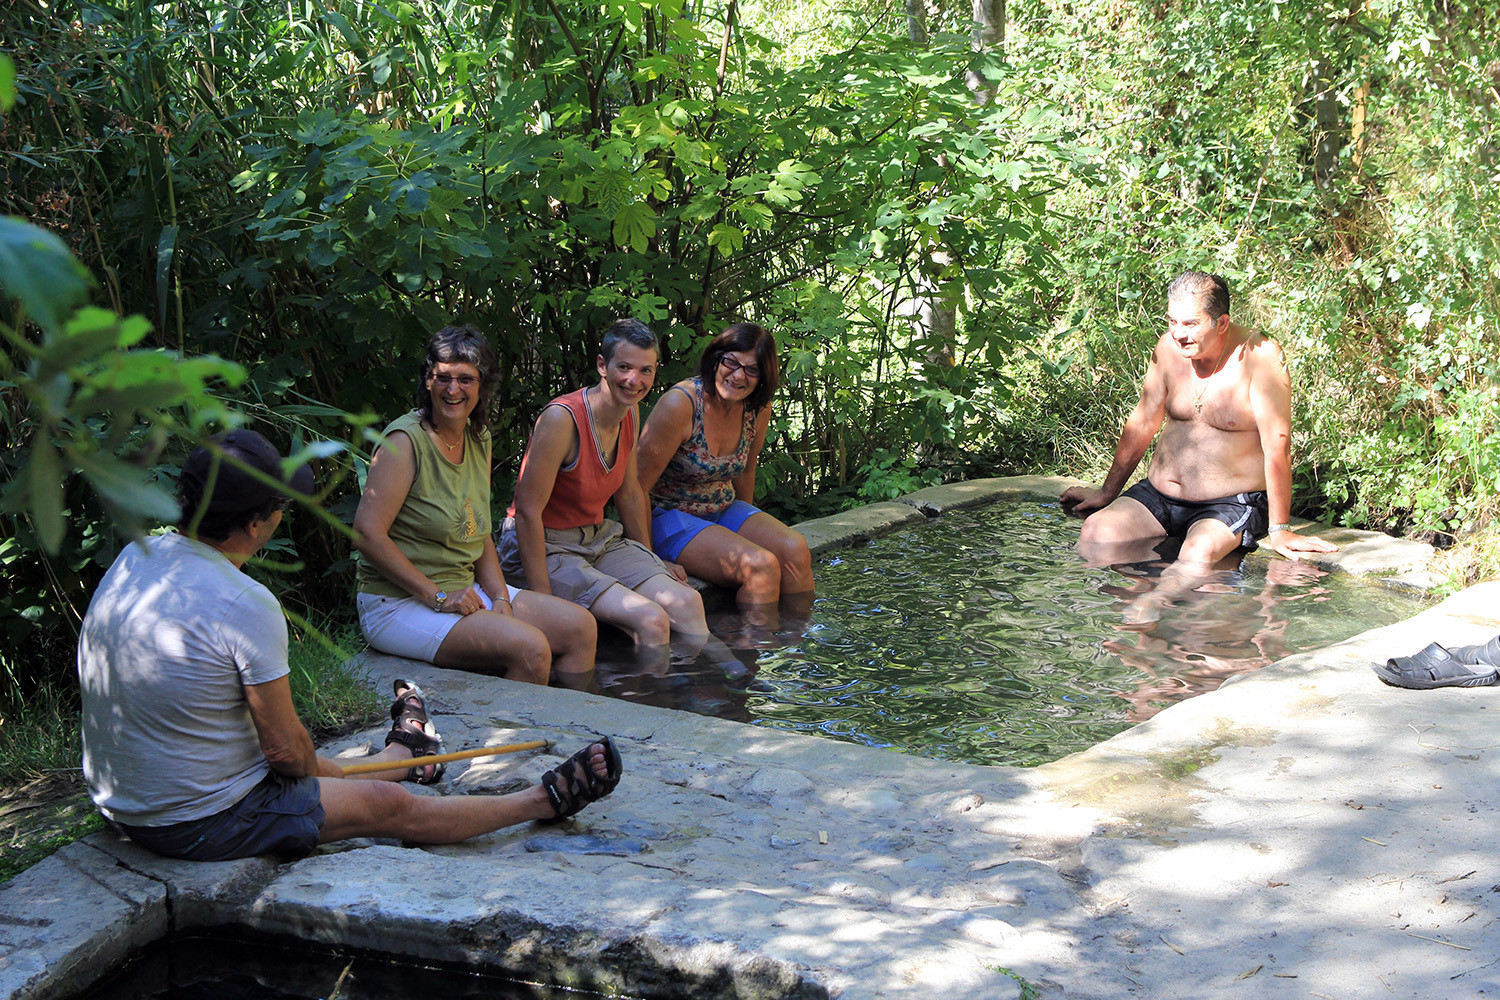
top-left (594, 501), bottom-right (1429, 766)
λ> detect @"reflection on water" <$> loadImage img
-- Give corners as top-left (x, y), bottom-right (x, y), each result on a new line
top-left (78, 928), bottom-right (643, 1000)
top-left (592, 503), bottom-right (1429, 767)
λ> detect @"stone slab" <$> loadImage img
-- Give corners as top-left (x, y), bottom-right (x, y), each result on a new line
top-left (16, 577), bottom-right (1500, 1000)
top-left (896, 475), bottom-right (1084, 515)
top-left (0, 841), bottom-right (168, 1000)
top-left (793, 502), bottom-right (925, 556)
top-left (6, 502), bottom-right (1482, 1000)
top-left (1245, 519), bottom-right (1435, 579)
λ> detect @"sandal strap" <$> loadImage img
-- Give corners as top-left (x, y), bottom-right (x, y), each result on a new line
top-left (1449, 635), bottom-right (1500, 667)
top-left (385, 724), bottom-right (441, 757)
top-left (384, 680), bottom-right (446, 784)
top-left (542, 738), bottom-right (622, 820)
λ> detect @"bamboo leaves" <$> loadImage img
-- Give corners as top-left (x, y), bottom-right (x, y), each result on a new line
top-left (0, 219), bottom-right (92, 335)
top-left (1, 218), bottom-right (245, 554)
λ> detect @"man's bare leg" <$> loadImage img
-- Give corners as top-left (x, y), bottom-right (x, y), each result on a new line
top-left (315, 742), bottom-right (613, 845)
top-left (1123, 519), bottom-right (1243, 623)
top-left (1077, 496), bottom-right (1167, 566)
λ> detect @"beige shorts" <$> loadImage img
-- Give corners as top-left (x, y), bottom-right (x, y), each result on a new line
top-left (497, 518), bottom-right (671, 609)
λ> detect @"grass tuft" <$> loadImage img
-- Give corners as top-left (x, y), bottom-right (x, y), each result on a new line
top-left (283, 615), bottom-right (385, 739)
top-left (0, 676), bottom-right (83, 781)
top-left (1429, 526), bottom-right (1500, 596)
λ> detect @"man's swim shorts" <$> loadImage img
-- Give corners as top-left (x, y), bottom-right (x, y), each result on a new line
top-left (1121, 479), bottom-right (1269, 550)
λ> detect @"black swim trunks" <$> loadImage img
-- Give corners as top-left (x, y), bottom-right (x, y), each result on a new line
top-left (1121, 479), bottom-right (1269, 550)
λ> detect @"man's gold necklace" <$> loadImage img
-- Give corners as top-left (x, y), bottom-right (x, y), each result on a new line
top-left (1192, 336), bottom-right (1234, 413)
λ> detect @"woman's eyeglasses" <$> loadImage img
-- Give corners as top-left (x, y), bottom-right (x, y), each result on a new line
top-left (718, 356), bottom-right (760, 379)
top-left (431, 374), bottom-right (479, 388)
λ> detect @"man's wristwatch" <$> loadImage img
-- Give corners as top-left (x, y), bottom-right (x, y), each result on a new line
top-left (1268, 522), bottom-right (1292, 534)
top-left (433, 590), bottom-right (447, 612)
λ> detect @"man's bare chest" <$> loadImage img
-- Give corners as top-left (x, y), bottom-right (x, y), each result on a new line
top-left (1164, 364), bottom-right (1257, 433)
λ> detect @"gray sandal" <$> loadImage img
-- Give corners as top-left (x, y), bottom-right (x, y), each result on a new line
top-left (1372, 644), bottom-right (1499, 689)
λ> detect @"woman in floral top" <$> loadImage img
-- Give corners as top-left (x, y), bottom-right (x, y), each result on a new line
top-left (636, 323), bottom-right (813, 609)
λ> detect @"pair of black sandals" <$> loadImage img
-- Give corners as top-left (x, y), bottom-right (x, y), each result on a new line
top-left (385, 679), bottom-right (622, 819)
top-left (1372, 635), bottom-right (1500, 689)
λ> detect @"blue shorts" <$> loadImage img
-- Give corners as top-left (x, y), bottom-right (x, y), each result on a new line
top-left (651, 501), bottom-right (762, 561)
top-left (117, 771), bottom-right (325, 862)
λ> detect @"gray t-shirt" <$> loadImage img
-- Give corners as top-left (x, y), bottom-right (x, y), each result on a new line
top-left (77, 532), bottom-right (290, 826)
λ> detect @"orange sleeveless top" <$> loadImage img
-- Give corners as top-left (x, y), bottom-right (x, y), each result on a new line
top-left (510, 388), bottom-right (637, 530)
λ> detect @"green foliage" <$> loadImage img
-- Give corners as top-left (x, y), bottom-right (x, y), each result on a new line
top-left (996, 0), bottom-right (1500, 550)
top-left (0, 218), bottom-right (245, 678)
top-left (0, 671), bottom-right (84, 780)
top-left (2, 1), bottom-right (1075, 691)
top-left (7, 0), bottom-right (1495, 704)
top-left (854, 449), bottom-right (945, 504)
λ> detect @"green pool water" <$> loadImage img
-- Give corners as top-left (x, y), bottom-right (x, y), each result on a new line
top-left (595, 501), bottom-right (1429, 767)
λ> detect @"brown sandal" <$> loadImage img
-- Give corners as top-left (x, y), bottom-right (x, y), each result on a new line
top-left (541, 736), bottom-right (623, 820)
top-left (384, 680), bottom-right (446, 784)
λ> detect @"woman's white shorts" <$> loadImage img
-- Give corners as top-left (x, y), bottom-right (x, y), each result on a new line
top-left (357, 583), bottom-right (521, 662)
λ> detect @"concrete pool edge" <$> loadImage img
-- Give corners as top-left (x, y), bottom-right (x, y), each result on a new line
top-left (6, 480), bottom-right (1489, 1000)
top-left (796, 475), bottom-right (1441, 592)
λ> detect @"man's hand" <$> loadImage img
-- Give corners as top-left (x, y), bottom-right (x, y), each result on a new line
top-left (1263, 529), bottom-right (1339, 561)
top-left (664, 560), bottom-right (689, 584)
top-left (1060, 485), bottom-right (1111, 517)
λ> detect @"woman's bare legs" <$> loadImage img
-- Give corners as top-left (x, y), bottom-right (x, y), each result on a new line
top-left (675, 524), bottom-right (782, 605)
top-left (738, 512), bottom-right (814, 596)
top-left (433, 610), bottom-right (552, 684)
top-left (511, 589), bottom-right (598, 689)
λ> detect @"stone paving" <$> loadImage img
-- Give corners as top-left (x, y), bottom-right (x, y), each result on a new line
top-left (4, 478), bottom-right (1496, 1000)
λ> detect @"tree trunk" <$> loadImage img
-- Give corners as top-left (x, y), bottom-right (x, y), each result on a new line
top-left (905, 0), bottom-right (928, 48)
top-left (1310, 55), bottom-right (1341, 189)
top-left (965, 0), bottom-right (1006, 105)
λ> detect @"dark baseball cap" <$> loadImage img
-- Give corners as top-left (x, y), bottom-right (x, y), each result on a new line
top-left (181, 430), bottom-right (315, 513)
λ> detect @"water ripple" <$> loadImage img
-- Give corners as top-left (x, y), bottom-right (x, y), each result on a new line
top-left (595, 502), bottom-right (1430, 766)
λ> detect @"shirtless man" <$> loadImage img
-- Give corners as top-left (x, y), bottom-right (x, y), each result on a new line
top-left (1060, 271), bottom-right (1338, 568)
top-left (498, 319), bottom-right (709, 646)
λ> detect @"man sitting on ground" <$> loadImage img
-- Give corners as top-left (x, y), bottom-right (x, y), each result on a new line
top-left (1061, 270), bottom-right (1338, 569)
top-left (498, 319), bottom-right (710, 647)
top-left (77, 430), bottom-right (620, 862)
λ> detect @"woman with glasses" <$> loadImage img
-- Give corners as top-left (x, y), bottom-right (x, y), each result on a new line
top-left (636, 323), bottom-right (813, 611)
top-left (353, 325), bottom-right (597, 688)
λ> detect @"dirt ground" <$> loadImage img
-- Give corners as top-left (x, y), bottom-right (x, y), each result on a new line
top-left (0, 772), bottom-right (100, 882)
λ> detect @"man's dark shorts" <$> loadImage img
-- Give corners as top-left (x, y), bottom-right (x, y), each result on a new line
top-left (1121, 480), bottom-right (1269, 550)
top-left (117, 772), bottom-right (324, 862)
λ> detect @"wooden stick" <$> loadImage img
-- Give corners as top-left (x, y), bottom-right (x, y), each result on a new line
top-left (340, 739), bottom-right (552, 776)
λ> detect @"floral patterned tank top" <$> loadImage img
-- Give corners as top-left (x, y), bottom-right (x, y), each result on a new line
top-left (649, 377), bottom-right (756, 519)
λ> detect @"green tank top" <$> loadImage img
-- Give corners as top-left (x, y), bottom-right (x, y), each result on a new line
top-left (356, 411), bottom-right (492, 599)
